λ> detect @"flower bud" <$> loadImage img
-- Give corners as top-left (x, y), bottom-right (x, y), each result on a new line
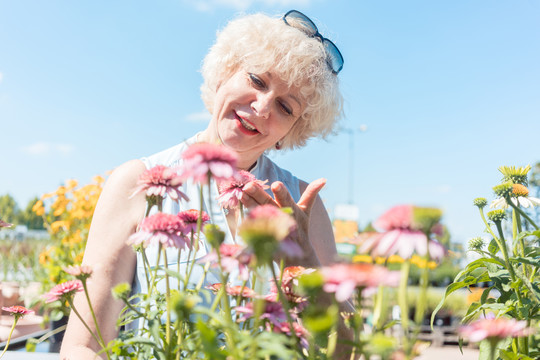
top-left (473, 198), bottom-right (488, 208)
top-left (487, 209), bottom-right (507, 223)
top-left (468, 237), bottom-right (485, 251)
top-left (493, 181), bottom-right (514, 198)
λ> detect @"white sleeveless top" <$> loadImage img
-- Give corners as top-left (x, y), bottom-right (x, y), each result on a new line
top-left (126, 135), bottom-right (301, 330)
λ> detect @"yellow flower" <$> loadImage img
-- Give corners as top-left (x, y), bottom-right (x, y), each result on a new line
top-left (65, 179), bottom-right (78, 191)
top-left (51, 221), bottom-right (68, 233)
top-left (387, 254), bottom-right (405, 264)
top-left (352, 254), bottom-right (373, 263)
top-left (410, 255), bottom-right (437, 269)
top-left (39, 248), bottom-right (52, 265)
top-left (32, 200), bottom-right (45, 216)
top-left (92, 175), bottom-right (105, 185)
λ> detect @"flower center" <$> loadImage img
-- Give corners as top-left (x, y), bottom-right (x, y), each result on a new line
top-left (512, 184), bottom-right (529, 197)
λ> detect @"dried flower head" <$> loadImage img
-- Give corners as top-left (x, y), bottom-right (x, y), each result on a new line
top-left (468, 237), bottom-right (485, 251)
top-left (473, 198), bottom-right (488, 209)
top-left (498, 165), bottom-right (530, 186)
top-left (486, 209), bottom-right (507, 223)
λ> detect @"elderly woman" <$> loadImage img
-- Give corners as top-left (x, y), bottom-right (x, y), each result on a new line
top-left (61, 10), bottom-right (346, 358)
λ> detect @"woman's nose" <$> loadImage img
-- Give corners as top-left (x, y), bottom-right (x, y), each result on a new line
top-left (251, 94), bottom-right (272, 119)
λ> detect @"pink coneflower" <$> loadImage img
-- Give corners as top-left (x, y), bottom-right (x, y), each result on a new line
top-left (199, 243), bottom-right (252, 281)
top-left (374, 205), bottom-right (414, 230)
top-left (130, 165), bottom-right (189, 202)
top-left (44, 280), bottom-right (84, 303)
top-left (2, 305), bottom-right (34, 318)
top-left (63, 265), bottom-right (93, 281)
top-left (269, 266), bottom-right (314, 305)
top-left (177, 209), bottom-right (210, 235)
top-left (459, 317), bottom-right (535, 343)
top-left (128, 212), bottom-right (189, 249)
top-left (206, 283), bottom-right (257, 299)
top-left (236, 300), bottom-right (290, 326)
top-left (244, 205), bottom-right (296, 242)
top-left (217, 170), bottom-right (269, 210)
top-left (180, 143), bottom-right (238, 184)
top-left (321, 263), bottom-right (400, 302)
top-left (0, 219), bottom-right (13, 228)
top-left (358, 230), bottom-right (446, 261)
top-left (271, 321), bottom-right (309, 349)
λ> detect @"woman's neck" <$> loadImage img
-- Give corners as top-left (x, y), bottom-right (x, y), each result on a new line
top-left (197, 129), bottom-right (260, 171)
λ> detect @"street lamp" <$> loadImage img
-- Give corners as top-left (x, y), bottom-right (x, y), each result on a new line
top-left (340, 124), bottom-right (368, 205)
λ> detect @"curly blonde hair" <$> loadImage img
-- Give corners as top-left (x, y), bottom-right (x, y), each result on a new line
top-left (200, 12), bottom-right (343, 150)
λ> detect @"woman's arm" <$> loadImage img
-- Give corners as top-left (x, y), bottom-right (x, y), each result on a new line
top-left (60, 159), bottom-right (147, 359)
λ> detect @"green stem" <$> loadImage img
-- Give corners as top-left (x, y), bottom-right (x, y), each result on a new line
top-left (398, 260), bottom-right (411, 348)
top-left (372, 285), bottom-right (385, 331)
top-left (82, 281), bottom-right (110, 359)
top-left (507, 200), bottom-right (539, 230)
top-left (0, 318), bottom-right (18, 359)
top-left (67, 298), bottom-right (110, 359)
top-left (163, 249), bottom-right (171, 354)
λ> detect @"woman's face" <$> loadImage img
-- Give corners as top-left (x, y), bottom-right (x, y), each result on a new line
top-left (211, 70), bottom-right (304, 164)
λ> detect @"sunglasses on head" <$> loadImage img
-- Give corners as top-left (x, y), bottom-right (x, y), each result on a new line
top-left (282, 10), bottom-right (344, 75)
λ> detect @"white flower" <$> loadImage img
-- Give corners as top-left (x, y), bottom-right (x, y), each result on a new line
top-left (490, 196), bottom-right (540, 209)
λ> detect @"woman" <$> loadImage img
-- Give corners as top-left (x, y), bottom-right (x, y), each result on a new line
top-left (60, 10), bottom-right (345, 358)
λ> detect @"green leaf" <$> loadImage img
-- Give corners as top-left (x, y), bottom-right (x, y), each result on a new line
top-left (499, 349), bottom-right (535, 360)
top-left (431, 278), bottom-right (477, 327)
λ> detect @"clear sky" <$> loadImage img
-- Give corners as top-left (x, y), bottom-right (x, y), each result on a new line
top-left (1, 0), bottom-right (539, 246)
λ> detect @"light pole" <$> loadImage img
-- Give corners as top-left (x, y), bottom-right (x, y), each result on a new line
top-left (340, 125), bottom-right (368, 205)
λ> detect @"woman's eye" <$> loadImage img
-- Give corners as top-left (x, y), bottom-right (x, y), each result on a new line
top-left (279, 102), bottom-right (293, 116)
top-left (248, 73), bottom-right (265, 88)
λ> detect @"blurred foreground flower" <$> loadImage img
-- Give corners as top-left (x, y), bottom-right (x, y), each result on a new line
top-left (64, 265), bottom-right (93, 281)
top-left (0, 306), bottom-right (34, 359)
top-left (359, 205), bottom-right (446, 261)
top-left (130, 164), bottom-right (189, 202)
top-left (321, 263), bottom-right (400, 302)
top-left (0, 219), bottom-right (12, 228)
top-left (459, 317), bottom-right (535, 342)
top-left (180, 143), bottom-right (238, 184)
top-left (200, 243), bottom-right (252, 281)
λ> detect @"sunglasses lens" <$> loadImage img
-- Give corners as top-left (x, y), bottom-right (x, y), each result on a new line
top-left (323, 40), bottom-right (344, 74)
top-left (283, 10), bottom-right (343, 74)
top-left (284, 10), bottom-right (318, 37)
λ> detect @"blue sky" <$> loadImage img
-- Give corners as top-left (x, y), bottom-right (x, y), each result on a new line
top-left (1, 0), bottom-right (539, 246)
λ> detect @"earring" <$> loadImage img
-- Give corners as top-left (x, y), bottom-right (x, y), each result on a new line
top-left (275, 140), bottom-right (282, 150)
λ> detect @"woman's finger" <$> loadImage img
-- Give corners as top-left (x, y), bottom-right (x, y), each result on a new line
top-left (241, 181), bottom-right (277, 207)
top-left (297, 178), bottom-right (326, 214)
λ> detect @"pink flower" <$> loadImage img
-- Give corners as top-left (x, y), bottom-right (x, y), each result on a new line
top-left (206, 283), bottom-right (257, 299)
top-left (245, 205), bottom-right (296, 242)
top-left (63, 265), bottom-right (93, 280)
top-left (271, 321), bottom-right (309, 349)
top-left (236, 300), bottom-right (290, 326)
top-left (374, 205), bottom-right (414, 231)
top-left (321, 263), bottom-right (400, 302)
top-left (180, 143), bottom-right (238, 184)
top-left (44, 280), bottom-right (84, 303)
top-left (130, 165), bottom-right (189, 202)
top-left (0, 218), bottom-right (13, 228)
top-left (2, 305), bottom-right (34, 318)
top-left (199, 243), bottom-right (252, 281)
top-left (177, 209), bottom-right (210, 235)
top-left (358, 230), bottom-right (446, 261)
top-left (128, 212), bottom-right (189, 249)
top-left (459, 317), bottom-right (536, 342)
top-left (269, 266), bottom-right (314, 305)
top-left (217, 170), bottom-right (269, 210)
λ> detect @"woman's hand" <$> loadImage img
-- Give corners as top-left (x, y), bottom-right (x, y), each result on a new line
top-left (241, 178), bottom-right (327, 267)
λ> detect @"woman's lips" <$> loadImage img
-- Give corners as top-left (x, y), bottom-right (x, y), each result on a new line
top-left (235, 113), bottom-right (259, 135)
